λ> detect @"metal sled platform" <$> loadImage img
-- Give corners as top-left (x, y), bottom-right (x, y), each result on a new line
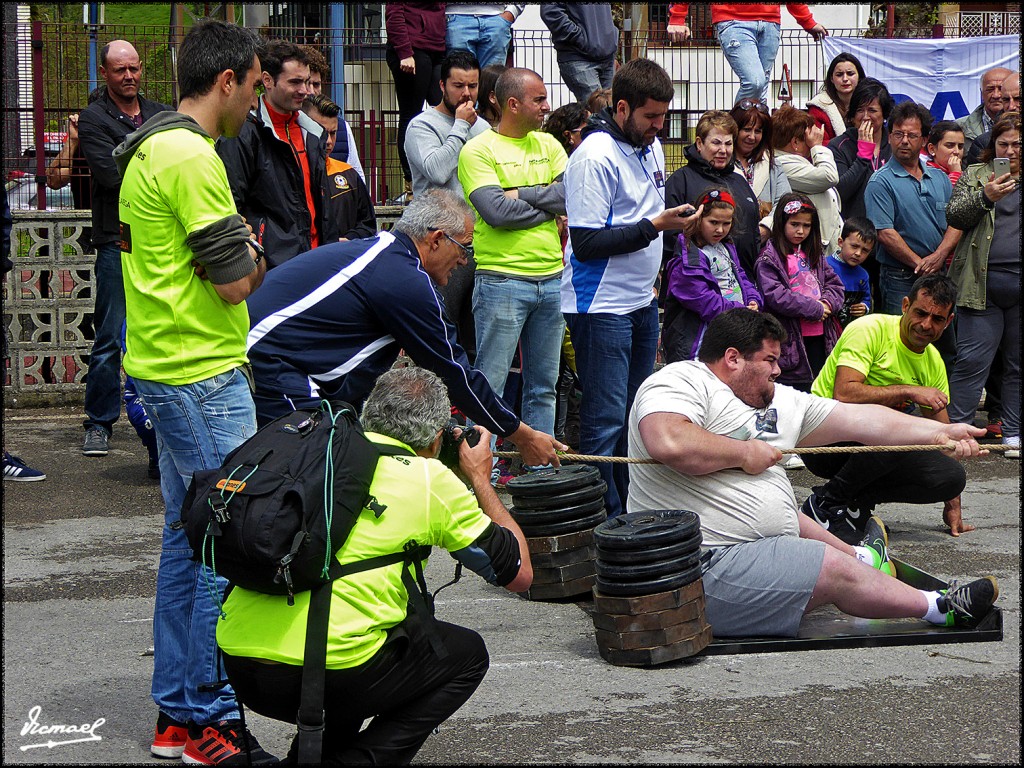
top-left (703, 558), bottom-right (1004, 656)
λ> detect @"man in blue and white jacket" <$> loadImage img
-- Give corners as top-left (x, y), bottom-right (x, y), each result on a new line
top-left (246, 188), bottom-right (565, 469)
top-left (561, 58), bottom-right (701, 518)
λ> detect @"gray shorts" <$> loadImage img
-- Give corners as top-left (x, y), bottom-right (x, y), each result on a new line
top-left (701, 536), bottom-right (826, 638)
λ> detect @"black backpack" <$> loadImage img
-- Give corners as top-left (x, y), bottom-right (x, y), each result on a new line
top-left (179, 401), bottom-right (437, 763)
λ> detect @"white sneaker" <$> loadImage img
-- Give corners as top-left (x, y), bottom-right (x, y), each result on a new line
top-left (782, 454), bottom-right (805, 470)
top-left (1002, 436), bottom-right (1020, 460)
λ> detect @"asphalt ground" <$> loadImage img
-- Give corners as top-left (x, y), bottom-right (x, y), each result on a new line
top-left (2, 405), bottom-right (1020, 765)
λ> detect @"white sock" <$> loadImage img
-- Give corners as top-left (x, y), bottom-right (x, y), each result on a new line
top-left (922, 590), bottom-right (946, 624)
top-left (854, 545), bottom-right (878, 568)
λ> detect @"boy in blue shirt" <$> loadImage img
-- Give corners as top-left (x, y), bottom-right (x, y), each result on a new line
top-left (827, 217), bottom-right (877, 328)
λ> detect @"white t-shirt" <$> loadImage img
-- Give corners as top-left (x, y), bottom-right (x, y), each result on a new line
top-left (561, 130), bottom-right (667, 315)
top-left (627, 361), bottom-right (837, 547)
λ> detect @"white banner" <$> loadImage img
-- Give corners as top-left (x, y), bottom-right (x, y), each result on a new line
top-left (821, 35), bottom-right (1020, 121)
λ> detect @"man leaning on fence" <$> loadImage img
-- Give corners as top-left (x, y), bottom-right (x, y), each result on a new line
top-left (77, 38), bottom-right (171, 458)
top-left (113, 19), bottom-right (274, 764)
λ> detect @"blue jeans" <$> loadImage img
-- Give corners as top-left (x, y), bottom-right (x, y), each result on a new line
top-left (566, 302), bottom-right (659, 519)
top-left (557, 55), bottom-right (615, 104)
top-left (133, 367), bottom-right (257, 725)
top-left (473, 274), bottom-right (563, 440)
top-left (446, 13), bottom-right (513, 69)
top-left (83, 241), bottom-right (126, 434)
top-left (715, 20), bottom-right (781, 104)
top-left (878, 263), bottom-right (918, 315)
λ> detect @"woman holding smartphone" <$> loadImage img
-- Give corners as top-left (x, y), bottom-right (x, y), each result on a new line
top-left (945, 111), bottom-right (1021, 459)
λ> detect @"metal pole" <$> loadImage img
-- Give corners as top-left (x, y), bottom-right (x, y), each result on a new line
top-left (329, 3), bottom-right (345, 110)
top-left (87, 2), bottom-right (99, 94)
top-left (31, 20), bottom-right (46, 210)
top-left (886, 3), bottom-right (895, 38)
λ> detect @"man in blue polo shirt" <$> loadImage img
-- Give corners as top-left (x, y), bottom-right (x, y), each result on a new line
top-left (864, 100), bottom-right (960, 315)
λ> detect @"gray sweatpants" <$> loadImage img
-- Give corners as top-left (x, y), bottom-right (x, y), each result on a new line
top-left (948, 269), bottom-right (1020, 439)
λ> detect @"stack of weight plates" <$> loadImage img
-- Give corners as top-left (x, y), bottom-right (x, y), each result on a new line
top-left (591, 510), bottom-right (712, 666)
top-left (507, 465), bottom-right (608, 600)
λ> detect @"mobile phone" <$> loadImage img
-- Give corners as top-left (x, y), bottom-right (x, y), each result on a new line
top-left (993, 157), bottom-right (1011, 177)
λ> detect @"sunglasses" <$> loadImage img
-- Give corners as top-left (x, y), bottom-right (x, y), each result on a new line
top-left (737, 98), bottom-right (770, 114)
top-left (431, 229), bottom-right (475, 260)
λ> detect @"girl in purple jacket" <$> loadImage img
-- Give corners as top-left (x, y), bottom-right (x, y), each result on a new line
top-left (755, 192), bottom-right (844, 390)
top-left (662, 187), bottom-right (762, 363)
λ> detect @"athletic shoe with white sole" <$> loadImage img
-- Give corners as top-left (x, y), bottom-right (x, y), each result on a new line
top-left (2, 451), bottom-right (46, 482)
top-left (151, 711), bottom-right (187, 759)
top-left (939, 577), bottom-right (999, 628)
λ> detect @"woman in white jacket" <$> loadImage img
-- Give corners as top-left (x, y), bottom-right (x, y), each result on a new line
top-left (807, 52), bottom-right (865, 144)
top-left (769, 105), bottom-right (843, 253)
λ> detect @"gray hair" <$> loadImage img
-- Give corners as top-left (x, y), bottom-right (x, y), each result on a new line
top-left (361, 366), bottom-right (451, 450)
top-left (392, 189), bottom-right (474, 241)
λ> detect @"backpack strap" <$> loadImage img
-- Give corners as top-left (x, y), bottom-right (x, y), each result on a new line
top-left (297, 581), bottom-right (331, 765)
top-left (295, 542), bottom-right (435, 764)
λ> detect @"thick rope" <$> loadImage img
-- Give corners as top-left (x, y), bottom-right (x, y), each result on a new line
top-left (495, 442), bottom-right (1014, 464)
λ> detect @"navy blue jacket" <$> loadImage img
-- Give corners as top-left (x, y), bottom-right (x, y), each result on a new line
top-left (245, 230), bottom-right (521, 435)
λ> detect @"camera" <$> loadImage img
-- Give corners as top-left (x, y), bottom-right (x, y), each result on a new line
top-left (438, 419), bottom-right (481, 469)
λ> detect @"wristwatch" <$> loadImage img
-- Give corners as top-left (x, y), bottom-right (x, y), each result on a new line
top-left (249, 238), bottom-right (265, 266)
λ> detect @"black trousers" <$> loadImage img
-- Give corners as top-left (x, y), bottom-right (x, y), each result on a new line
top-left (803, 442), bottom-right (966, 513)
top-left (223, 620), bottom-right (488, 765)
top-left (385, 45), bottom-right (443, 183)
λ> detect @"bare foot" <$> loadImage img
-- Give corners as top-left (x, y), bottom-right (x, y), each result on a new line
top-left (943, 506), bottom-right (976, 537)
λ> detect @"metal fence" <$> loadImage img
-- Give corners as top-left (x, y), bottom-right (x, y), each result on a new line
top-left (4, 22), bottom-right (867, 211)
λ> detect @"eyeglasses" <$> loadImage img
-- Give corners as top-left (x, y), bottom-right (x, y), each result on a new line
top-left (891, 131), bottom-right (922, 142)
top-left (431, 229), bottom-right (474, 260)
top-left (737, 98), bottom-right (770, 114)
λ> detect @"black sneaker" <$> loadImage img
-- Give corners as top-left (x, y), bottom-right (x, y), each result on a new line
top-left (82, 427), bottom-right (109, 456)
top-left (148, 456), bottom-right (161, 480)
top-left (801, 492), bottom-right (861, 544)
top-left (182, 719), bottom-right (278, 765)
top-left (859, 515), bottom-right (894, 576)
top-left (939, 577), bottom-right (999, 627)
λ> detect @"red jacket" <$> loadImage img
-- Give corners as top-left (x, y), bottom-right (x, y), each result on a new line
top-left (385, 2), bottom-right (447, 59)
top-left (669, 4), bottom-right (819, 33)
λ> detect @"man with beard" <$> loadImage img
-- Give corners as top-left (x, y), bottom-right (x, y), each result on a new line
top-left (406, 50), bottom-right (489, 199)
top-left (405, 50), bottom-right (490, 360)
top-left (561, 58), bottom-right (701, 518)
top-left (627, 308), bottom-right (998, 638)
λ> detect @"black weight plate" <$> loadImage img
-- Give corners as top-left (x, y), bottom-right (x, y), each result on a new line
top-left (595, 561), bottom-right (703, 597)
top-left (519, 509), bottom-right (607, 538)
top-left (593, 510), bottom-right (700, 550)
top-left (595, 532), bottom-right (702, 564)
top-left (506, 464), bottom-right (601, 498)
top-left (512, 497), bottom-right (606, 525)
top-left (511, 480), bottom-right (608, 511)
top-left (595, 550), bottom-right (701, 580)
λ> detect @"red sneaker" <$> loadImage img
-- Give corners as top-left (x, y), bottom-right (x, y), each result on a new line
top-left (151, 712), bottom-right (187, 759)
top-left (986, 419), bottom-right (1003, 439)
top-left (181, 719), bottom-right (277, 765)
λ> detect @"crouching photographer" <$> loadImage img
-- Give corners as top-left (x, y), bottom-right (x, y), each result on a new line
top-left (217, 366), bottom-right (533, 764)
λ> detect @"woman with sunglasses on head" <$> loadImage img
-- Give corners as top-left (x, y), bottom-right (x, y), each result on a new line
top-left (729, 98), bottom-right (791, 221)
top-left (808, 52), bottom-right (866, 145)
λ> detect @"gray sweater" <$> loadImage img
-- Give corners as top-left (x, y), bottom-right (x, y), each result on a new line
top-left (405, 107), bottom-right (491, 199)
